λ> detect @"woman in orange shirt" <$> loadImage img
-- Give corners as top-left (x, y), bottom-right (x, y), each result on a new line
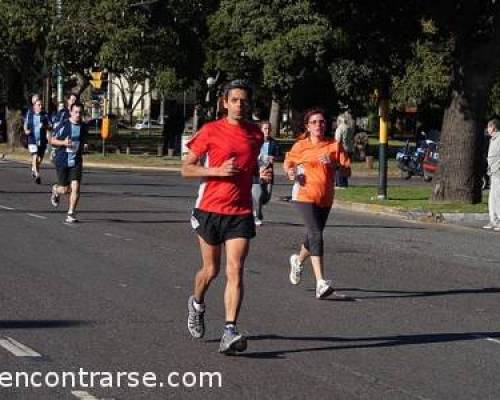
top-left (283, 108), bottom-right (350, 299)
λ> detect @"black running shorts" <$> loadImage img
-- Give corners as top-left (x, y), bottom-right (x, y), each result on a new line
top-left (56, 163), bottom-right (83, 187)
top-left (191, 208), bottom-right (256, 245)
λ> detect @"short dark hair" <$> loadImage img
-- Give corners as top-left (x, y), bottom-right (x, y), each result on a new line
top-left (223, 79), bottom-right (253, 100)
top-left (70, 102), bottom-right (84, 112)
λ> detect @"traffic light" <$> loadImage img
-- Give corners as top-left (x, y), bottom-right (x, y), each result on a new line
top-left (89, 69), bottom-right (108, 91)
top-left (89, 70), bottom-right (102, 89)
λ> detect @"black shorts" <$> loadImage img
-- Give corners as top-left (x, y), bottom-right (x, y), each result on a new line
top-left (191, 208), bottom-right (256, 245)
top-left (30, 145), bottom-right (46, 157)
top-left (56, 163), bottom-right (83, 187)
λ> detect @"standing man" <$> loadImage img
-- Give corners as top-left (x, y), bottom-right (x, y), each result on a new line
top-left (484, 118), bottom-right (500, 230)
top-left (334, 113), bottom-right (354, 188)
top-left (23, 97), bottom-right (52, 184)
top-left (181, 80), bottom-right (271, 354)
top-left (50, 103), bottom-right (87, 224)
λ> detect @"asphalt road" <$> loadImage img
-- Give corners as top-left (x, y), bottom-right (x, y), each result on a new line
top-left (0, 159), bottom-right (499, 400)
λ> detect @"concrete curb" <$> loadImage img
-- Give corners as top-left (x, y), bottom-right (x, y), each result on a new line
top-left (334, 200), bottom-right (488, 224)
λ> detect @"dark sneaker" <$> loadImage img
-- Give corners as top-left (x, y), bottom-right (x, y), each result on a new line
top-left (35, 175), bottom-right (41, 184)
top-left (219, 326), bottom-right (247, 354)
top-left (50, 185), bottom-right (60, 207)
top-left (65, 213), bottom-right (78, 224)
top-left (187, 295), bottom-right (205, 338)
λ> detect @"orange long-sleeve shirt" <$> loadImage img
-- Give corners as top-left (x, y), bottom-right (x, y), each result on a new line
top-left (285, 137), bottom-right (350, 207)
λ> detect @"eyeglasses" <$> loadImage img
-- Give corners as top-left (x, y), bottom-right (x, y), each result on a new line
top-left (308, 120), bottom-right (326, 125)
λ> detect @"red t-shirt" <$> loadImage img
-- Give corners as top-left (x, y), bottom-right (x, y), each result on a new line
top-left (187, 118), bottom-right (263, 215)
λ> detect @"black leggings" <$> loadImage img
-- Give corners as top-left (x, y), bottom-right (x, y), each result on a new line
top-left (294, 202), bottom-right (331, 256)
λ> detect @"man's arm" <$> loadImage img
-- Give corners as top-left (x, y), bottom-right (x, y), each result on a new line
top-left (181, 150), bottom-right (240, 178)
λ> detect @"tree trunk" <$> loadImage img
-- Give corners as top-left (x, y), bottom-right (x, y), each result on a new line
top-left (7, 109), bottom-right (23, 152)
top-left (432, 76), bottom-right (488, 203)
top-left (269, 97), bottom-right (281, 137)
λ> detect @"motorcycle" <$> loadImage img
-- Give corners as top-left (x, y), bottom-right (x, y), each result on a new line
top-left (396, 139), bottom-right (439, 182)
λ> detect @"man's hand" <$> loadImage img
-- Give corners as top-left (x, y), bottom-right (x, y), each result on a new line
top-left (286, 168), bottom-right (295, 181)
top-left (217, 157), bottom-right (240, 176)
top-left (260, 165), bottom-right (273, 183)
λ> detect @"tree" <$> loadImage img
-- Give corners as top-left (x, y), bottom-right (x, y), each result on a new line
top-left (97, 0), bottom-right (211, 122)
top-left (424, 0), bottom-right (500, 203)
top-left (206, 0), bottom-right (332, 133)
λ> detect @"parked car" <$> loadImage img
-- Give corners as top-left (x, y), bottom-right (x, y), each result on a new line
top-left (134, 119), bottom-right (163, 130)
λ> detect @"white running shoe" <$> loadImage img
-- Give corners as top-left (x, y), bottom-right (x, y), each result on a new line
top-left (65, 213), bottom-right (78, 224)
top-left (483, 223), bottom-right (495, 230)
top-left (51, 185), bottom-right (60, 207)
top-left (289, 254), bottom-right (303, 285)
top-left (316, 279), bottom-right (334, 299)
top-left (254, 217), bottom-right (263, 226)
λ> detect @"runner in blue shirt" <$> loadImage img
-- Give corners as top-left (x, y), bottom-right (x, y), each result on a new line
top-left (23, 97), bottom-right (52, 184)
top-left (50, 103), bottom-right (87, 223)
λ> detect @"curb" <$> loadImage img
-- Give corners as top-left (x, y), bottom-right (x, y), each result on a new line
top-left (334, 200), bottom-right (488, 224)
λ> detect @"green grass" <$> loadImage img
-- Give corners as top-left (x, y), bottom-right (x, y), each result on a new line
top-left (84, 152), bottom-right (182, 167)
top-left (0, 143), bottom-right (182, 168)
top-left (335, 185), bottom-right (488, 213)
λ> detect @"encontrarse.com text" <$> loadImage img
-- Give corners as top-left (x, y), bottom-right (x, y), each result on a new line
top-left (0, 369), bottom-right (222, 389)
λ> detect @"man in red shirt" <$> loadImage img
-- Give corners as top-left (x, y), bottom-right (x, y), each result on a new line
top-left (182, 80), bottom-right (271, 354)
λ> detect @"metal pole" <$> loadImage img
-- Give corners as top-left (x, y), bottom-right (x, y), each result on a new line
top-left (107, 71), bottom-right (112, 115)
top-left (56, 0), bottom-right (64, 104)
top-left (378, 96), bottom-right (389, 200)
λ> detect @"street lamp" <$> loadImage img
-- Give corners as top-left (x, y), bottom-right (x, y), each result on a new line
top-left (55, 0), bottom-right (64, 105)
top-left (205, 71), bottom-right (220, 120)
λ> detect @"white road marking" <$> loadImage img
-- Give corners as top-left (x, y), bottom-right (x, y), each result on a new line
top-left (27, 213), bottom-right (47, 220)
top-left (0, 336), bottom-right (41, 357)
top-left (454, 254), bottom-right (500, 263)
top-left (0, 205), bottom-right (15, 210)
top-left (71, 391), bottom-right (100, 400)
top-left (474, 334), bottom-right (500, 345)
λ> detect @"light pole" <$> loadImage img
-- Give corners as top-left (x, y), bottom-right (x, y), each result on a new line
top-left (55, 0), bottom-right (64, 104)
top-left (205, 71), bottom-right (220, 120)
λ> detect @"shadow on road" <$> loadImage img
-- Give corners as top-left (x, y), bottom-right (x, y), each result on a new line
top-left (233, 331), bottom-right (500, 359)
top-left (330, 286), bottom-right (500, 300)
top-left (0, 320), bottom-right (92, 330)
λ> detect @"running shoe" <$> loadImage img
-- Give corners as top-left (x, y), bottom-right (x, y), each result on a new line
top-left (219, 326), bottom-right (247, 354)
top-left (316, 279), bottom-right (334, 299)
top-left (65, 213), bottom-right (78, 224)
top-left (289, 254), bottom-right (303, 285)
top-left (254, 217), bottom-right (263, 226)
top-left (483, 223), bottom-right (496, 230)
top-left (187, 295), bottom-right (205, 338)
top-left (50, 185), bottom-right (60, 207)
top-left (35, 175), bottom-right (41, 184)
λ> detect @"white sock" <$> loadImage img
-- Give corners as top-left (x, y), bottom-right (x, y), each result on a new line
top-left (193, 298), bottom-right (204, 312)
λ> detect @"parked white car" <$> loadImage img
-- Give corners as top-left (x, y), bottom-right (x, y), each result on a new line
top-left (134, 119), bottom-right (163, 130)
